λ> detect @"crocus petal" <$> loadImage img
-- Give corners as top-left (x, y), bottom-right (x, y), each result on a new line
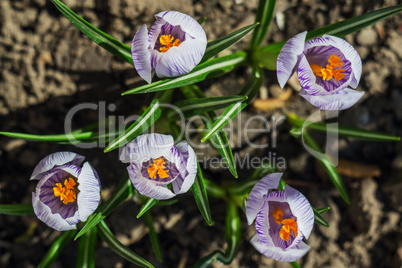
top-left (31, 152), bottom-right (84, 180)
top-left (250, 235), bottom-right (311, 262)
top-left (246, 173), bottom-right (283, 225)
top-left (277, 31), bottom-right (307, 88)
top-left (155, 35), bottom-right (206, 78)
top-left (120, 134), bottom-right (174, 164)
top-left (299, 87), bottom-right (364, 110)
top-left (171, 141), bottom-right (197, 194)
top-left (77, 162), bottom-right (101, 222)
top-left (32, 192), bottom-right (77, 231)
top-left (323, 34), bottom-right (362, 88)
top-left (255, 201), bottom-right (275, 247)
top-left (298, 55), bottom-right (333, 96)
top-left (128, 163), bottom-right (176, 200)
top-left (155, 11), bottom-right (207, 43)
top-left (132, 24), bottom-right (153, 83)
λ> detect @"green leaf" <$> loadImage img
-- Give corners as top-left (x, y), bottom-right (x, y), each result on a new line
top-left (313, 207), bottom-right (330, 228)
top-left (168, 95), bottom-right (247, 120)
top-left (200, 23), bottom-right (258, 64)
top-left (50, 0), bottom-right (132, 64)
top-left (201, 65), bottom-right (263, 142)
top-left (122, 52), bottom-right (246, 95)
top-left (76, 227), bottom-right (97, 268)
top-left (180, 85), bottom-right (238, 178)
top-left (137, 198), bottom-right (159, 218)
top-left (302, 130), bottom-right (350, 204)
top-left (143, 212), bottom-right (163, 262)
top-left (203, 179), bottom-right (226, 198)
top-left (249, 0), bottom-right (277, 50)
top-left (0, 203), bottom-right (34, 216)
top-left (38, 230), bottom-right (76, 268)
top-left (191, 164), bottom-right (214, 226)
top-left (287, 113), bottom-right (400, 142)
top-left (97, 220), bottom-right (155, 268)
top-left (316, 206), bottom-right (331, 214)
top-left (0, 131), bottom-right (94, 143)
top-left (194, 199), bottom-right (241, 267)
top-left (75, 174), bottom-right (133, 240)
top-left (289, 261), bottom-right (302, 268)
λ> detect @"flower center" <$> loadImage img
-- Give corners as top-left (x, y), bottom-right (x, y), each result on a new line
top-left (159, 34), bottom-right (181, 53)
top-left (53, 177), bottom-right (77, 205)
top-left (272, 207), bottom-right (298, 241)
top-left (147, 157), bottom-right (170, 179)
top-left (310, 55), bottom-right (345, 81)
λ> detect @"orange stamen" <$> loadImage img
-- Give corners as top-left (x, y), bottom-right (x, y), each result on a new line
top-left (310, 54), bottom-right (345, 82)
top-left (272, 207), bottom-right (284, 224)
top-left (159, 34), bottom-right (181, 53)
top-left (53, 177), bottom-right (77, 204)
top-left (147, 157), bottom-right (170, 179)
top-left (272, 208), bottom-right (298, 241)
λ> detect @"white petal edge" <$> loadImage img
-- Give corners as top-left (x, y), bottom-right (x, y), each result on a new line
top-left (31, 152), bottom-right (84, 180)
top-left (132, 24), bottom-right (153, 83)
top-left (155, 11), bottom-right (207, 43)
top-left (277, 31), bottom-right (307, 88)
top-left (246, 172), bottom-right (283, 225)
top-left (77, 162), bottom-right (101, 222)
top-left (299, 87), bottom-right (364, 110)
top-left (250, 234), bottom-right (311, 262)
top-left (172, 141), bottom-right (197, 194)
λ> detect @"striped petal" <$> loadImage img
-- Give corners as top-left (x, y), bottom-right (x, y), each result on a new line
top-left (132, 24), bottom-right (153, 83)
top-left (77, 162), bottom-right (101, 222)
top-left (250, 235), bottom-right (311, 262)
top-left (298, 55), bottom-right (331, 96)
top-left (299, 87), bottom-right (364, 110)
top-left (31, 152), bottom-right (84, 180)
top-left (246, 173), bottom-right (283, 225)
top-left (171, 140), bottom-right (197, 194)
top-left (277, 31), bottom-right (307, 88)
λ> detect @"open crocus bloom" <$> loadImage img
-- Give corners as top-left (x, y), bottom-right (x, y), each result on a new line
top-left (120, 133), bottom-right (197, 200)
top-left (31, 152), bottom-right (101, 231)
top-left (246, 173), bottom-right (314, 262)
top-left (132, 11), bottom-right (207, 83)
top-left (277, 31), bottom-right (364, 110)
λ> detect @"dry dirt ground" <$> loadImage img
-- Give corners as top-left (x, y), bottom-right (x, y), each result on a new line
top-left (0, 0), bottom-right (401, 267)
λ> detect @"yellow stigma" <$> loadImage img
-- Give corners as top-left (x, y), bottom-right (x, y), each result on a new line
top-left (310, 55), bottom-right (345, 81)
top-left (272, 208), bottom-right (298, 241)
top-left (53, 177), bottom-right (77, 204)
top-left (147, 157), bottom-right (170, 179)
top-left (159, 34), bottom-right (181, 53)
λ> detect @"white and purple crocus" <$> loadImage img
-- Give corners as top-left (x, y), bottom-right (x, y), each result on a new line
top-left (120, 133), bottom-right (197, 200)
top-left (246, 173), bottom-right (314, 262)
top-left (132, 11), bottom-right (207, 83)
top-left (277, 31), bottom-right (364, 110)
top-left (31, 152), bottom-right (101, 231)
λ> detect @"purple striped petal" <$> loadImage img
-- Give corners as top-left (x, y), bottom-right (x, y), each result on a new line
top-left (155, 11), bottom-right (207, 43)
top-left (154, 35), bottom-right (206, 78)
top-left (284, 185), bottom-right (314, 239)
top-left (132, 24), bottom-right (153, 83)
top-left (299, 87), bottom-right (364, 110)
top-left (31, 152), bottom-right (84, 180)
top-left (277, 31), bottom-right (307, 88)
top-left (171, 140), bottom-right (197, 194)
top-left (298, 55), bottom-right (332, 96)
top-left (255, 201), bottom-right (275, 247)
top-left (246, 173), bottom-right (283, 225)
top-left (250, 235), bottom-right (311, 262)
top-left (77, 162), bottom-right (101, 222)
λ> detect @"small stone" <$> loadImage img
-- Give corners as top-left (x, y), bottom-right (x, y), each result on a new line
top-left (356, 27), bottom-right (378, 46)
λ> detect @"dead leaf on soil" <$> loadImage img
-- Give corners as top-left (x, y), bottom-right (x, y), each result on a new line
top-left (252, 88), bottom-right (292, 111)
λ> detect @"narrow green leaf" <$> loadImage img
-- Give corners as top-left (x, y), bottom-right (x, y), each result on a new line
top-left (302, 130), bottom-right (350, 204)
top-left (122, 52), bottom-right (246, 95)
top-left (316, 207), bottom-right (331, 214)
top-left (75, 174), bottom-right (133, 240)
top-left (203, 178), bottom-right (226, 198)
top-left (38, 230), bottom-right (76, 268)
top-left (76, 227), bottom-right (97, 268)
top-left (143, 212), bottom-right (163, 262)
top-left (249, 0), bottom-right (277, 50)
top-left (137, 198), bottom-right (159, 218)
top-left (287, 113), bottom-right (400, 142)
top-left (50, 0), bottom-right (132, 64)
top-left (200, 23), bottom-right (258, 64)
top-left (313, 207), bottom-right (330, 228)
top-left (290, 261), bottom-right (302, 268)
top-left (201, 65), bottom-right (263, 142)
top-left (194, 199), bottom-right (241, 267)
top-left (191, 164), bottom-right (214, 226)
top-left (0, 203), bottom-right (34, 216)
top-left (0, 131), bottom-right (93, 143)
top-left (168, 95), bottom-right (247, 120)
top-left (289, 128), bottom-right (302, 138)
top-left (97, 220), bottom-right (155, 268)
top-left (278, 178), bottom-right (286, 191)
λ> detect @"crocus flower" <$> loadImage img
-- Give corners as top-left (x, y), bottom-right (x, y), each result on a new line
top-left (120, 133), bottom-right (197, 200)
top-left (277, 31), bottom-right (364, 110)
top-left (132, 11), bottom-right (207, 83)
top-left (31, 152), bottom-right (101, 231)
top-left (246, 173), bottom-right (314, 262)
